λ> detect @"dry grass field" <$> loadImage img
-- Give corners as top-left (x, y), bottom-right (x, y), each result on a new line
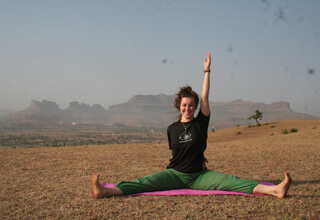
top-left (1, 120), bottom-right (319, 219)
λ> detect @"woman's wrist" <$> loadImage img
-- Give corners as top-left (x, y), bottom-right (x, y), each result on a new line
top-left (203, 69), bottom-right (211, 73)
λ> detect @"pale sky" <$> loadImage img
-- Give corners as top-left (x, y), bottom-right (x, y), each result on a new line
top-left (1, 0), bottom-right (320, 117)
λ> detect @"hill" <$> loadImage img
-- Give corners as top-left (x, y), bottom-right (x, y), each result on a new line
top-left (210, 99), bottom-right (318, 129)
top-left (0, 100), bottom-right (108, 129)
top-left (0, 94), bottom-right (318, 130)
top-left (106, 94), bottom-right (177, 126)
top-left (107, 96), bottom-right (318, 128)
top-left (208, 119), bottom-right (320, 143)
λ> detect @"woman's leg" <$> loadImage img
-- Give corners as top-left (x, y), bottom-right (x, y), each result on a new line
top-left (115, 168), bottom-right (187, 195)
top-left (91, 169), bottom-right (187, 199)
top-left (191, 170), bottom-right (260, 194)
top-left (91, 173), bottom-right (123, 199)
top-left (253, 172), bottom-right (292, 198)
top-left (191, 170), bottom-right (292, 198)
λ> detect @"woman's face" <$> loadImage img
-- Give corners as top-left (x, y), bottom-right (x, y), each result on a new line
top-left (180, 97), bottom-right (196, 122)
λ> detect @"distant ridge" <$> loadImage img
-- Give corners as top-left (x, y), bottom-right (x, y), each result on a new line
top-left (209, 99), bottom-right (318, 129)
top-left (0, 95), bottom-right (318, 129)
top-left (0, 100), bottom-right (108, 129)
top-left (107, 94), bottom-right (177, 126)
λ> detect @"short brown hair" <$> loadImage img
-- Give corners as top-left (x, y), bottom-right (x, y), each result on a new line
top-left (174, 85), bottom-right (199, 111)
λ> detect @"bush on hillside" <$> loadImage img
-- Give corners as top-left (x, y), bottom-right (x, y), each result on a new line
top-left (290, 128), bottom-right (298, 133)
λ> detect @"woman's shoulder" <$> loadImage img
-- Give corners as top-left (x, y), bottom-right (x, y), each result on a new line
top-left (167, 120), bottom-right (181, 130)
top-left (196, 109), bottom-right (210, 120)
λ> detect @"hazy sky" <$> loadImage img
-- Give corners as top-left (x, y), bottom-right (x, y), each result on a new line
top-left (1, 0), bottom-right (320, 117)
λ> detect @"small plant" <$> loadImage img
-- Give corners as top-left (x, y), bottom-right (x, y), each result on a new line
top-left (237, 124), bottom-right (240, 127)
top-left (312, 127), bottom-right (317, 129)
top-left (270, 133), bottom-right (274, 136)
top-left (247, 110), bottom-right (263, 126)
top-left (237, 131), bottom-right (242, 135)
top-left (248, 124), bottom-right (252, 128)
top-left (282, 129), bottom-right (289, 134)
top-left (211, 128), bottom-right (215, 132)
top-left (290, 128), bottom-right (298, 133)
top-left (271, 125), bottom-right (275, 128)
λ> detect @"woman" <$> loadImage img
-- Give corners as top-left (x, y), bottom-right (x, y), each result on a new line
top-left (91, 52), bottom-right (292, 199)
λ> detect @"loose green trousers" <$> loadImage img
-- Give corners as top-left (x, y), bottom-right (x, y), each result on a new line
top-left (115, 168), bottom-right (259, 195)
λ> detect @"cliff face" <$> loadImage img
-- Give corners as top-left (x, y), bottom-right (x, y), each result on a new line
top-left (266, 101), bottom-right (292, 112)
top-left (108, 96), bottom-right (319, 128)
top-left (0, 95), bottom-right (318, 129)
top-left (210, 100), bottom-right (317, 129)
top-left (126, 94), bottom-right (175, 105)
top-left (0, 100), bottom-right (63, 128)
top-left (0, 100), bottom-right (108, 129)
top-left (107, 94), bottom-right (177, 126)
top-left (29, 100), bottom-right (61, 113)
top-left (63, 101), bottom-right (107, 124)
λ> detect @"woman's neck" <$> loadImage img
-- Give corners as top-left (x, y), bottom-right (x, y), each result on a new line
top-left (181, 117), bottom-right (194, 123)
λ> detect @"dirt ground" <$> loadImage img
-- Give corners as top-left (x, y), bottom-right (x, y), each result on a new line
top-left (1, 120), bottom-right (319, 219)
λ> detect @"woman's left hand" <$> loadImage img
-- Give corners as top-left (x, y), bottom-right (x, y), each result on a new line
top-left (202, 157), bottom-right (209, 170)
top-left (204, 52), bottom-right (211, 71)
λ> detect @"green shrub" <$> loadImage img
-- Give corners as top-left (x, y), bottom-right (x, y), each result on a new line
top-left (290, 128), bottom-right (298, 133)
top-left (237, 131), bottom-right (242, 135)
top-left (282, 129), bottom-right (289, 134)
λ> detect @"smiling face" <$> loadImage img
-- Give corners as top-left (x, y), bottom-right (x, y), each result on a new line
top-left (180, 97), bottom-right (196, 122)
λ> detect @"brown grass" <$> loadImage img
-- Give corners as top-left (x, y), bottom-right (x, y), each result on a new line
top-left (0, 120), bottom-right (319, 219)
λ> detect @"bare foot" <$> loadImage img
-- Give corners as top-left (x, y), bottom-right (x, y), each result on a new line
top-left (91, 173), bottom-right (108, 199)
top-left (91, 173), bottom-right (123, 199)
top-left (274, 172), bottom-right (292, 198)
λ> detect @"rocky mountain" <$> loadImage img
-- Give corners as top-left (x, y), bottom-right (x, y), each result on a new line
top-left (0, 100), bottom-right (108, 129)
top-left (0, 100), bottom-right (62, 129)
top-left (63, 101), bottom-right (107, 124)
top-left (209, 99), bottom-right (318, 129)
top-left (0, 95), bottom-right (318, 130)
top-left (107, 94), bottom-right (177, 127)
top-left (107, 96), bottom-right (319, 129)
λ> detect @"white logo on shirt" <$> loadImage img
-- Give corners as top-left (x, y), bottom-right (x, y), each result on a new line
top-left (179, 131), bottom-right (192, 143)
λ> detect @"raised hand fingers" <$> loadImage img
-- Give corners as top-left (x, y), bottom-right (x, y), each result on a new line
top-left (204, 52), bottom-right (211, 70)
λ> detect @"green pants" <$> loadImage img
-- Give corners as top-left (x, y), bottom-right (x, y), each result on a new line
top-left (115, 168), bottom-right (259, 195)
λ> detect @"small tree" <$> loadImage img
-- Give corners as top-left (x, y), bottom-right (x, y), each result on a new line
top-left (248, 110), bottom-right (263, 126)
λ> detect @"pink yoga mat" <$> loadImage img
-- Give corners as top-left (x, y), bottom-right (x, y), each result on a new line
top-left (101, 182), bottom-right (274, 196)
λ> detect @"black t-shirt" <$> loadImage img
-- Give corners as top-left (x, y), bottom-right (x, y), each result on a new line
top-left (166, 110), bottom-right (210, 173)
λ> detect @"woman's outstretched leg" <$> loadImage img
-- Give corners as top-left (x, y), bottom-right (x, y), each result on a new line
top-left (253, 172), bottom-right (292, 198)
top-left (91, 173), bottom-right (123, 199)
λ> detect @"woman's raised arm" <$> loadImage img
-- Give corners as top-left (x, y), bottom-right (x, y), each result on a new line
top-left (200, 52), bottom-right (211, 116)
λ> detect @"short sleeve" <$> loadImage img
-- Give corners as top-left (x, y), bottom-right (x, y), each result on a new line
top-left (196, 110), bottom-right (210, 131)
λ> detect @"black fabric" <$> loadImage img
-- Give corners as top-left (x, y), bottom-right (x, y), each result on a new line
top-left (166, 110), bottom-right (210, 173)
